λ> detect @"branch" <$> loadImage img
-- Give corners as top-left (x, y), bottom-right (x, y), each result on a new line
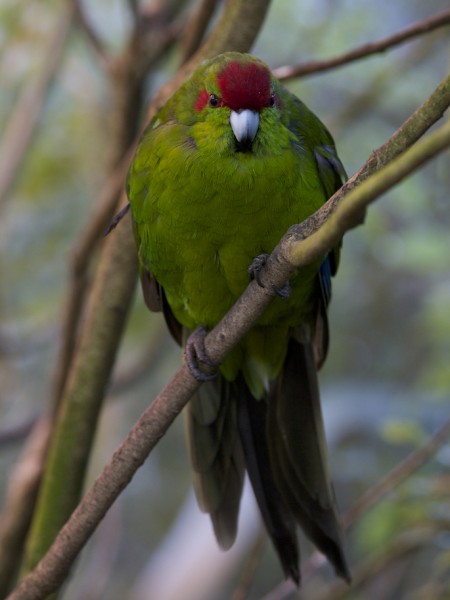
top-left (273, 9), bottom-right (450, 80)
top-left (7, 73), bottom-right (450, 600)
top-left (342, 413), bottom-right (450, 529)
top-left (282, 105), bottom-right (450, 271)
top-left (0, 5), bottom-right (75, 205)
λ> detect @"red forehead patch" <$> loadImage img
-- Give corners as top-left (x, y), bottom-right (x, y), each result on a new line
top-left (194, 88), bottom-right (209, 112)
top-left (217, 61), bottom-right (272, 112)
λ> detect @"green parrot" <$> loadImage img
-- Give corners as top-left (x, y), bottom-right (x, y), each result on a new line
top-left (126, 52), bottom-right (350, 584)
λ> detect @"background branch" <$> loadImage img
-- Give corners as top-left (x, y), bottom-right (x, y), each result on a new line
top-left (273, 9), bottom-right (450, 79)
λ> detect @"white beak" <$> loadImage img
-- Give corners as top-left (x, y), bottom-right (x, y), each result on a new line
top-left (230, 109), bottom-right (259, 145)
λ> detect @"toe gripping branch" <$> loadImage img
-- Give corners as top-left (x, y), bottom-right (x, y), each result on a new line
top-left (185, 326), bottom-right (219, 382)
top-left (248, 253), bottom-right (291, 300)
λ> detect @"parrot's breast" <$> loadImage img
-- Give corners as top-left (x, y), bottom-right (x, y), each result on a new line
top-left (131, 120), bottom-right (327, 394)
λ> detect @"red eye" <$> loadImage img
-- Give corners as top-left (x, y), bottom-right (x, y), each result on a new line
top-left (208, 94), bottom-right (221, 108)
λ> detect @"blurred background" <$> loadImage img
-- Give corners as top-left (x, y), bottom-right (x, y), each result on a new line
top-left (0, 0), bottom-right (449, 598)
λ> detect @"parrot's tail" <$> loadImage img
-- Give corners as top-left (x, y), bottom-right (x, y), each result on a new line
top-left (184, 376), bottom-right (246, 550)
top-left (237, 375), bottom-right (301, 583)
top-left (246, 335), bottom-right (350, 583)
top-left (185, 335), bottom-right (350, 584)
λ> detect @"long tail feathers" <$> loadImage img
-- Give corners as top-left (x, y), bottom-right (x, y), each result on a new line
top-left (267, 335), bottom-right (351, 582)
top-left (184, 376), bottom-right (245, 549)
top-left (237, 377), bottom-right (300, 584)
top-left (185, 336), bottom-right (350, 583)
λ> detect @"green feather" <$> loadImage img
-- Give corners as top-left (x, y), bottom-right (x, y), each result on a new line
top-left (127, 52), bottom-right (349, 583)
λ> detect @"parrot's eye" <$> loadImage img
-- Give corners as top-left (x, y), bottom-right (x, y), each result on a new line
top-left (208, 94), bottom-right (221, 108)
top-left (269, 93), bottom-right (281, 109)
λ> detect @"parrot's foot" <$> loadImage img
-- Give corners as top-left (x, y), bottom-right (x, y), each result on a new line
top-left (248, 253), bottom-right (291, 300)
top-left (248, 253), bottom-right (270, 287)
top-left (273, 280), bottom-right (291, 300)
top-left (185, 326), bottom-right (218, 382)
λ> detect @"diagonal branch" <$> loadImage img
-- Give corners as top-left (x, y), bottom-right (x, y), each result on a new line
top-left (342, 413), bottom-right (450, 529)
top-left (7, 73), bottom-right (450, 600)
top-left (273, 9), bottom-right (450, 80)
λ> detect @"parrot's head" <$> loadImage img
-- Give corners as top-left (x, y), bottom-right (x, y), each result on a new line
top-left (179, 53), bottom-right (285, 155)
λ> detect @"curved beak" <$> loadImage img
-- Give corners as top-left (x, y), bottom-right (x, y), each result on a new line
top-left (230, 109), bottom-right (259, 149)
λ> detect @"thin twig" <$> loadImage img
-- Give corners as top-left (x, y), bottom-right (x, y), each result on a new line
top-left (273, 9), bottom-right (450, 80)
top-left (343, 413), bottom-right (450, 529)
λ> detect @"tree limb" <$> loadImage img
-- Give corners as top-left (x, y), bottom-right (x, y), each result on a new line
top-left (7, 72), bottom-right (450, 600)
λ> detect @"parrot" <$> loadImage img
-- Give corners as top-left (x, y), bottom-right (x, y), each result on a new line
top-left (126, 52), bottom-right (350, 584)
